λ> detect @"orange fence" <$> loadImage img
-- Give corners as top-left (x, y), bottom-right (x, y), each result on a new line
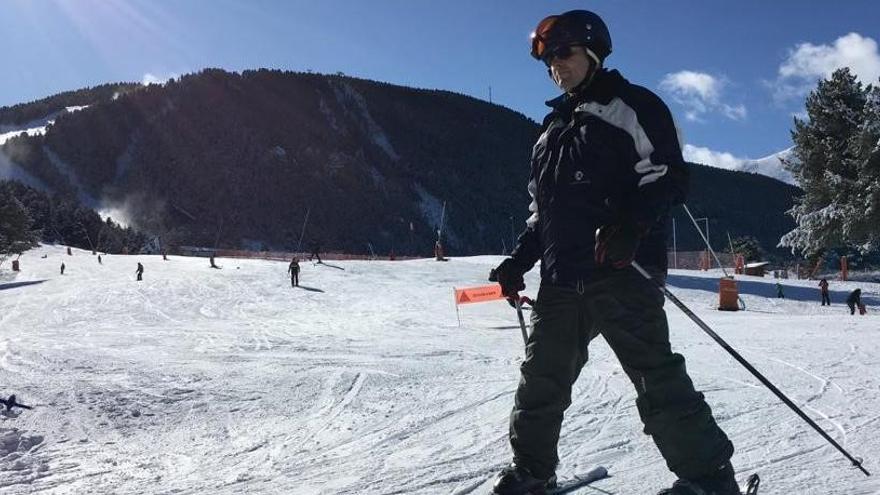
top-left (175, 246), bottom-right (418, 262)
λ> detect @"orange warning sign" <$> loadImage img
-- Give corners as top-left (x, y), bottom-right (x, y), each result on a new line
top-left (454, 284), bottom-right (505, 305)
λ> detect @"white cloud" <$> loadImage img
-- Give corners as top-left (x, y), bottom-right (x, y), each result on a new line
top-left (661, 71), bottom-right (720, 101)
top-left (721, 104), bottom-right (747, 121)
top-left (142, 72), bottom-right (178, 86)
top-left (660, 71), bottom-right (746, 122)
top-left (683, 144), bottom-right (747, 170)
top-left (773, 32), bottom-right (880, 102)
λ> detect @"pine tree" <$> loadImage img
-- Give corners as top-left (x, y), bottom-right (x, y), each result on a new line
top-left (730, 235), bottom-right (763, 262)
top-left (0, 188), bottom-right (40, 264)
top-left (780, 68), bottom-right (871, 256)
top-left (847, 84), bottom-right (880, 252)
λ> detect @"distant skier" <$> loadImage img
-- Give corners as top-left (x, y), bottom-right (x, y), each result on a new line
top-left (210, 254), bottom-right (219, 269)
top-left (819, 278), bottom-right (830, 306)
top-left (288, 257), bottom-right (300, 287)
top-left (162, 249), bottom-right (168, 261)
top-left (434, 239), bottom-right (445, 261)
top-left (0, 394), bottom-right (32, 411)
top-left (309, 240), bottom-right (323, 264)
top-left (67, 246), bottom-right (72, 256)
top-left (775, 282), bottom-right (785, 299)
top-left (135, 262), bottom-right (144, 281)
top-left (60, 262), bottom-right (65, 275)
top-left (97, 254), bottom-right (102, 265)
top-left (846, 288), bottom-right (862, 315)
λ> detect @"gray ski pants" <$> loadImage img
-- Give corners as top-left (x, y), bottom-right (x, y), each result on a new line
top-left (509, 269), bottom-right (734, 480)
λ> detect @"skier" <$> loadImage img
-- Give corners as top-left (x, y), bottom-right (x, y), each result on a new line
top-left (434, 239), bottom-right (445, 261)
top-left (209, 254), bottom-right (219, 269)
top-left (60, 262), bottom-right (65, 275)
top-left (775, 282), bottom-right (784, 299)
top-left (135, 262), bottom-right (144, 281)
top-left (162, 249), bottom-right (168, 261)
top-left (288, 256), bottom-right (300, 287)
top-left (846, 288), bottom-right (862, 315)
top-left (488, 10), bottom-right (738, 495)
top-left (818, 278), bottom-right (830, 306)
top-left (98, 254), bottom-right (102, 265)
top-left (309, 240), bottom-right (323, 264)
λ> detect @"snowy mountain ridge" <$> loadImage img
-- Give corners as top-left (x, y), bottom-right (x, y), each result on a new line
top-left (685, 145), bottom-right (797, 186)
top-left (736, 148), bottom-right (796, 185)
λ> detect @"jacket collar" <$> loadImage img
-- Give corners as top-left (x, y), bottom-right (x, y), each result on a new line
top-left (545, 69), bottom-right (626, 115)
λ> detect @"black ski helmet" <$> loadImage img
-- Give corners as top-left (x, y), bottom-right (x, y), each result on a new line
top-left (530, 10), bottom-right (612, 66)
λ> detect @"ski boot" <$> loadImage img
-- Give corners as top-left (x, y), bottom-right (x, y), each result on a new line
top-left (491, 463), bottom-right (557, 495)
top-left (657, 461), bottom-right (742, 495)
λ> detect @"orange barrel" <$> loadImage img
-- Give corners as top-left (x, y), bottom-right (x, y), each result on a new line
top-left (718, 277), bottom-right (739, 311)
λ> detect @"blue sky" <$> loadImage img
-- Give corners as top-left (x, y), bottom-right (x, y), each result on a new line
top-left (3, 0), bottom-right (879, 167)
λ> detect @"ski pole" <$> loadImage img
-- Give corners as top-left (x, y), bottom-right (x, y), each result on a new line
top-left (630, 261), bottom-right (870, 477)
top-left (514, 297), bottom-right (529, 346)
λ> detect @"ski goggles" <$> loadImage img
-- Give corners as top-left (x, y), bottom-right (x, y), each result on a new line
top-left (530, 14), bottom-right (596, 66)
top-left (530, 15), bottom-right (561, 61)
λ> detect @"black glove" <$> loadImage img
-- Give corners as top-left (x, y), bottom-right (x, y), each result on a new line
top-left (594, 222), bottom-right (647, 269)
top-left (489, 258), bottom-right (527, 298)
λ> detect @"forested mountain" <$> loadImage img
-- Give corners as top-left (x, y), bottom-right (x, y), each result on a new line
top-left (0, 69), bottom-right (799, 257)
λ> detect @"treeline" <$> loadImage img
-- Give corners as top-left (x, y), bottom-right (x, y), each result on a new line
top-left (0, 180), bottom-right (146, 262)
top-left (0, 83), bottom-right (139, 126)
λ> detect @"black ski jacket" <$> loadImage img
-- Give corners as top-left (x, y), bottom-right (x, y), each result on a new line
top-left (510, 69), bottom-right (682, 286)
top-left (847, 289), bottom-right (862, 305)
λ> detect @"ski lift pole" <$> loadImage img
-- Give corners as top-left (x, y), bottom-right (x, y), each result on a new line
top-left (296, 207), bottom-right (311, 252)
top-left (682, 204), bottom-right (729, 277)
top-left (438, 201), bottom-right (447, 241)
top-left (631, 260), bottom-right (870, 477)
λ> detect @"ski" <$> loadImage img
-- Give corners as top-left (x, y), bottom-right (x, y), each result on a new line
top-left (547, 466), bottom-right (609, 494)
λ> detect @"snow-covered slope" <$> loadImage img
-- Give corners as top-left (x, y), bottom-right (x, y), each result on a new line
top-left (736, 148), bottom-right (796, 185)
top-left (0, 245), bottom-right (878, 494)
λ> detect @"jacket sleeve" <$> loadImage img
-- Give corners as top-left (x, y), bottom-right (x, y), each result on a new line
top-left (509, 171), bottom-right (542, 270)
top-left (627, 90), bottom-right (684, 226)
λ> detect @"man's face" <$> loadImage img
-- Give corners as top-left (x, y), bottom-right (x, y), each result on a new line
top-left (548, 45), bottom-right (593, 93)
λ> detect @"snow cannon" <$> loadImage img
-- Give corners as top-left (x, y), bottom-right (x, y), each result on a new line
top-left (718, 277), bottom-right (739, 311)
